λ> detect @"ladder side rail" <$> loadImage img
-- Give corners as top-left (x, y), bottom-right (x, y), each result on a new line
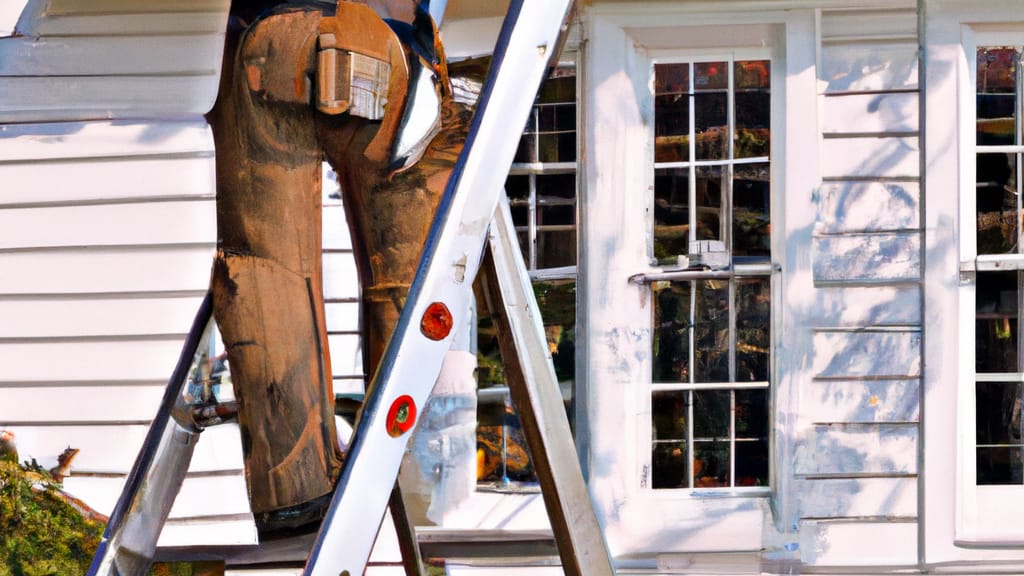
top-left (89, 293), bottom-right (213, 576)
top-left (303, 1), bottom-right (576, 574)
top-left (479, 196), bottom-right (615, 576)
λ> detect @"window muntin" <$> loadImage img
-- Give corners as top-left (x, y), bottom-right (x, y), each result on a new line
top-left (973, 46), bottom-right (1024, 486)
top-left (649, 58), bottom-right (771, 490)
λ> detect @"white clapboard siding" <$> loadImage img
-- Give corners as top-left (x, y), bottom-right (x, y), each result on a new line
top-left (0, 295), bottom-right (204, 339)
top-left (812, 232), bottom-right (920, 283)
top-left (822, 92), bottom-right (919, 135)
top-left (0, 246), bottom-right (215, 295)
top-left (810, 5), bottom-right (922, 532)
top-left (0, 338), bottom-right (191, 384)
top-left (795, 424), bottom-right (917, 476)
top-left (0, 200), bottom-right (216, 250)
top-left (812, 330), bottom-right (921, 380)
top-left (805, 379), bottom-right (919, 424)
top-left (796, 477), bottom-right (917, 519)
top-left (7, 423), bottom-right (244, 475)
top-left (809, 285), bottom-right (921, 327)
top-left (821, 136), bottom-right (919, 180)
top-left (799, 520), bottom-right (917, 566)
top-left (820, 40), bottom-right (919, 94)
top-left (0, 156), bottom-right (216, 207)
top-left (0, 120), bottom-right (214, 162)
top-left (1, 1), bottom-right (228, 122)
top-left (816, 182), bottom-right (920, 234)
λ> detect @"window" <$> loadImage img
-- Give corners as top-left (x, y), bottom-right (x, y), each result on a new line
top-left (972, 45), bottom-right (1024, 487)
top-left (952, 28), bottom-right (1024, 545)
top-left (648, 57), bottom-right (771, 490)
top-left (476, 63), bottom-right (578, 486)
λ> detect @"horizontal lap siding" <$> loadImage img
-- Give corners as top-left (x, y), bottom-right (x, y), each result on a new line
top-left (0, 2), bottom-right (261, 548)
top-left (793, 9), bottom-right (922, 548)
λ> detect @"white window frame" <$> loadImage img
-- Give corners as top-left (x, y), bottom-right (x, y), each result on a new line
top-left (924, 0), bottom-right (1024, 564)
top-left (579, 6), bottom-right (815, 559)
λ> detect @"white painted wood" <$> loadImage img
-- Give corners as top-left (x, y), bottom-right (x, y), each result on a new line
top-left (805, 379), bottom-right (919, 423)
top-left (158, 517), bottom-right (257, 548)
top-left (323, 252), bottom-right (361, 300)
top-left (821, 136), bottom-right (919, 179)
top-left (0, 295), bottom-right (204, 338)
top-left (324, 302), bottom-right (360, 333)
top-left (0, 245), bottom-right (214, 295)
top-left (816, 182), bottom-right (920, 233)
top-left (0, 35), bottom-right (221, 76)
top-left (798, 520), bottom-right (917, 566)
top-left (0, 200), bottom-right (216, 250)
top-left (0, 384), bottom-right (166, 424)
top-left (62, 473), bottom-right (251, 519)
top-left (322, 206), bottom-right (354, 250)
top-left (0, 76), bottom-right (221, 122)
top-left (822, 93), bottom-right (919, 134)
top-left (813, 232), bottom-right (920, 283)
top-left (5, 423), bottom-right (244, 474)
top-left (796, 477), bottom-right (917, 518)
top-left (820, 40), bottom-right (919, 93)
top-left (812, 285), bottom-right (921, 326)
top-left (820, 9), bottom-right (917, 42)
top-left (326, 333), bottom-right (363, 377)
top-left (795, 424), bottom-right (917, 475)
top-left (0, 338), bottom-right (186, 383)
top-left (812, 330), bottom-right (921, 379)
top-left (0, 156), bottom-right (215, 207)
top-left (44, 0), bottom-right (228, 14)
top-left (32, 12), bottom-right (225, 35)
top-left (0, 120), bottom-right (213, 162)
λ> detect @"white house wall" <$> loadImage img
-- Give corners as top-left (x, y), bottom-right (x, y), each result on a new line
top-left (0, 0), bottom-right (262, 549)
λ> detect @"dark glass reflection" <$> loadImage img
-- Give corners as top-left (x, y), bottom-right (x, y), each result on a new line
top-left (977, 47), bottom-right (1018, 147)
top-left (653, 281), bottom-right (691, 383)
top-left (976, 153), bottom-right (1020, 254)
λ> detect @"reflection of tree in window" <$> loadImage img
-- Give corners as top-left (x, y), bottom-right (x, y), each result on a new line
top-left (650, 57), bottom-right (771, 490)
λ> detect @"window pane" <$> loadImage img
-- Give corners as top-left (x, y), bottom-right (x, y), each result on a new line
top-left (978, 446), bottom-right (1024, 485)
top-left (735, 60), bottom-right (770, 159)
top-left (733, 163), bottom-right (771, 257)
top-left (976, 271), bottom-right (1019, 373)
top-left (534, 279), bottom-right (577, 388)
top-left (653, 280), bottom-right (691, 383)
top-left (696, 165), bottom-right (724, 243)
top-left (977, 381), bottom-right (1024, 445)
top-left (655, 63), bottom-right (691, 163)
top-left (653, 441), bottom-right (689, 489)
top-left (735, 389), bottom-right (769, 486)
top-left (693, 440), bottom-right (729, 488)
top-left (537, 229), bottom-right (575, 269)
top-left (695, 280), bottom-right (730, 383)
top-left (977, 47), bottom-right (1018, 147)
top-left (976, 153), bottom-right (1020, 255)
top-left (694, 61), bottom-right (728, 90)
top-left (736, 277), bottom-right (770, 382)
top-left (514, 111), bottom-right (538, 163)
top-left (693, 389), bottom-right (729, 437)
top-left (654, 168), bottom-right (690, 263)
top-left (653, 390), bottom-right (688, 440)
top-left (695, 91), bottom-right (728, 161)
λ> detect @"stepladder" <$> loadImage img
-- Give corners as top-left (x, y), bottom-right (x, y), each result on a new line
top-left (87, 0), bottom-right (613, 574)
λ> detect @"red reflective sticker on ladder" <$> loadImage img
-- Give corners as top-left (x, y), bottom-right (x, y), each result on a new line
top-left (386, 395), bottom-right (417, 438)
top-left (420, 302), bottom-right (453, 340)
